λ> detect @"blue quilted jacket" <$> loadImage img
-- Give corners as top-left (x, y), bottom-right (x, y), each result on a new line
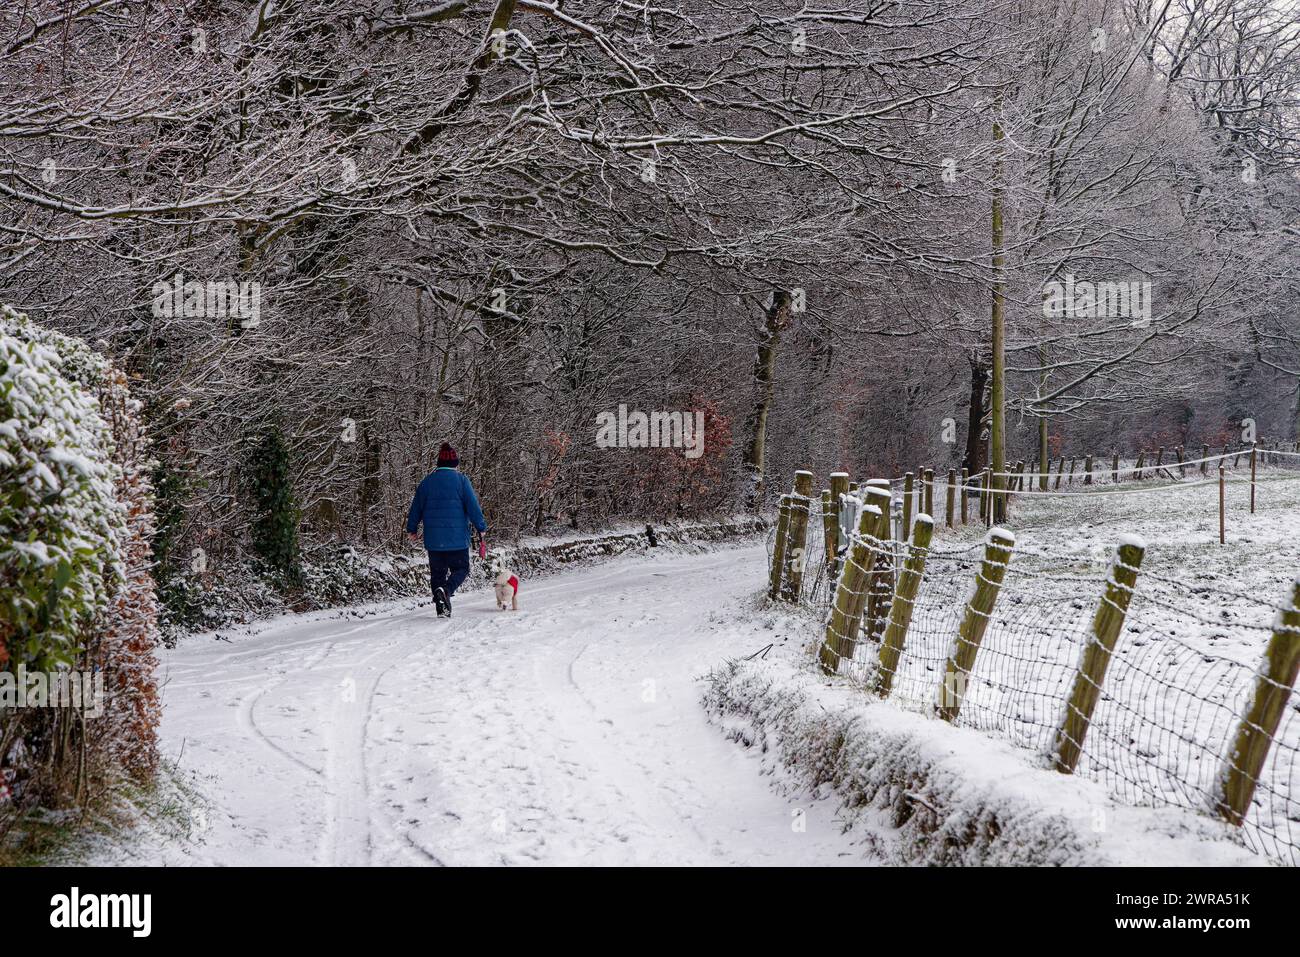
top-left (406, 467), bottom-right (487, 552)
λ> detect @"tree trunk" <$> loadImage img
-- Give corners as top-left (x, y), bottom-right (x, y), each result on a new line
top-left (1037, 336), bottom-right (1049, 489)
top-left (742, 289), bottom-right (792, 508)
top-left (989, 117), bottom-right (1007, 523)
top-left (962, 353), bottom-right (990, 475)
top-left (1038, 415), bottom-right (1049, 490)
top-left (1292, 382), bottom-right (1300, 442)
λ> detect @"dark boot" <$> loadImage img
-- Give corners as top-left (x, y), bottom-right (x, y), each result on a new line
top-left (433, 587), bottom-right (448, 617)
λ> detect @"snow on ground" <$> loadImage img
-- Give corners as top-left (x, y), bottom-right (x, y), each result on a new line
top-left (924, 468), bottom-right (1300, 664)
top-left (792, 467), bottom-right (1300, 864)
top-left (706, 650), bottom-right (1263, 866)
top-left (85, 543), bottom-right (868, 866)
top-left (70, 473), bottom-right (1300, 867)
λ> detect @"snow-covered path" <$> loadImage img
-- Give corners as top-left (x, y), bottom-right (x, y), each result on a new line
top-left (135, 544), bottom-right (867, 866)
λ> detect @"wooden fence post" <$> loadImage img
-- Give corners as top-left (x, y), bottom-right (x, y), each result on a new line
top-left (1054, 456), bottom-right (1065, 490)
top-left (825, 472), bottom-right (850, 577)
top-left (937, 528), bottom-right (1016, 722)
top-left (1200, 444), bottom-right (1209, 475)
top-left (960, 468), bottom-right (969, 524)
top-left (1176, 445), bottom-right (1185, 477)
top-left (902, 471), bottom-right (914, 538)
top-left (1112, 450), bottom-right (1119, 483)
top-left (820, 489), bottom-right (834, 575)
top-left (945, 469), bottom-right (956, 528)
top-left (862, 484), bottom-right (896, 643)
top-left (1216, 579), bottom-right (1300, 825)
top-left (1134, 450), bottom-right (1145, 480)
top-left (768, 495), bottom-right (793, 599)
top-left (1084, 454), bottom-right (1093, 486)
top-left (923, 468), bottom-right (934, 518)
top-left (1250, 444), bottom-right (1257, 514)
top-left (862, 479), bottom-right (892, 540)
top-left (1052, 537), bottom-right (1146, 773)
top-left (1219, 464), bottom-right (1226, 545)
top-left (781, 470), bottom-right (815, 601)
top-left (875, 516), bottom-right (934, 698)
top-left (818, 502), bottom-right (888, 675)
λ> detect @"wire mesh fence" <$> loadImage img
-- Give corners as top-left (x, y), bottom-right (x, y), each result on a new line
top-left (766, 483), bottom-right (1300, 866)
top-left (888, 443), bottom-right (1300, 514)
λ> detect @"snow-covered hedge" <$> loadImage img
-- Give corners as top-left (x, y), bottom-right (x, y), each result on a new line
top-left (704, 649), bottom-right (1261, 866)
top-left (0, 305), bottom-right (161, 843)
top-left (0, 307), bottom-right (124, 670)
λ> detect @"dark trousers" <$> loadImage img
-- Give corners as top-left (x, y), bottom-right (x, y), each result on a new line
top-left (427, 548), bottom-right (470, 599)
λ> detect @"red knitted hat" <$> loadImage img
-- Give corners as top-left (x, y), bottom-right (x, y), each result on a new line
top-left (437, 442), bottom-right (459, 468)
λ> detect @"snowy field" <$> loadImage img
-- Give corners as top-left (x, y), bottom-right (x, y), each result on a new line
top-left (797, 467), bottom-right (1300, 864)
top-left (81, 543), bottom-right (867, 866)
top-left (901, 466), bottom-right (1300, 612)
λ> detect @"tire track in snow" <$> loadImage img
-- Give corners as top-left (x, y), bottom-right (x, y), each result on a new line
top-left (236, 640), bottom-right (339, 780)
top-left (358, 629), bottom-right (452, 866)
top-left (321, 626), bottom-right (443, 866)
top-left (211, 611), bottom-right (429, 864)
top-left (124, 544), bottom-right (865, 866)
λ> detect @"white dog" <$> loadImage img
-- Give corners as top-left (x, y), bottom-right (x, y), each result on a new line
top-left (493, 565), bottom-right (519, 611)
